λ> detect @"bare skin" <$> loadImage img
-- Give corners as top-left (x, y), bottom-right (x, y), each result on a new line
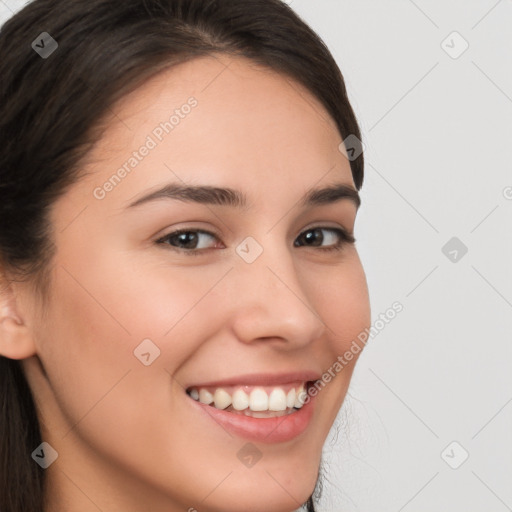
top-left (0, 54), bottom-right (370, 512)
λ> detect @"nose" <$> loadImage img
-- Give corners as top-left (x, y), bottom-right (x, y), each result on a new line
top-left (227, 245), bottom-right (326, 350)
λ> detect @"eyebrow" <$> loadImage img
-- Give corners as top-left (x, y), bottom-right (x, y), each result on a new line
top-left (126, 182), bottom-right (361, 210)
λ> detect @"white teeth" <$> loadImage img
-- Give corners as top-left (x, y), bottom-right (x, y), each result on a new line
top-left (199, 389), bottom-right (213, 405)
top-left (286, 388), bottom-right (296, 408)
top-left (268, 388), bottom-right (287, 411)
top-left (189, 382), bottom-right (310, 412)
top-left (294, 383), bottom-right (307, 409)
top-left (232, 389), bottom-right (250, 411)
top-left (249, 388), bottom-right (269, 411)
top-left (245, 409), bottom-right (292, 418)
top-left (213, 388), bottom-right (232, 410)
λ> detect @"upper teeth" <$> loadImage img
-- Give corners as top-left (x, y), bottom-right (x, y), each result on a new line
top-left (188, 383), bottom-right (308, 412)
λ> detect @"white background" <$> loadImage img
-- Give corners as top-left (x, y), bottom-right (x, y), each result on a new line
top-left (1, 1), bottom-right (511, 511)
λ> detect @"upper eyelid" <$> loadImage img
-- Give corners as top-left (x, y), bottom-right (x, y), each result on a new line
top-left (156, 228), bottom-right (217, 241)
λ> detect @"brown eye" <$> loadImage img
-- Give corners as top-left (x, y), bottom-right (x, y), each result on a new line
top-left (294, 227), bottom-right (355, 251)
top-left (157, 229), bottom-right (220, 253)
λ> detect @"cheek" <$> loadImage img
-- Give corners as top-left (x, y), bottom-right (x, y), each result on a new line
top-left (37, 263), bottom-right (139, 430)
top-left (303, 253), bottom-right (370, 423)
top-left (54, 233), bottom-right (209, 340)
top-left (309, 252), bottom-right (371, 351)
top-left (45, 245), bottom-right (224, 398)
top-left (37, 258), bottom-right (199, 459)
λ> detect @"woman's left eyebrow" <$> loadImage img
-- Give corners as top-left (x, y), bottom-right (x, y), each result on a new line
top-left (300, 183), bottom-right (361, 209)
top-left (125, 182), bottom-right (360, 210)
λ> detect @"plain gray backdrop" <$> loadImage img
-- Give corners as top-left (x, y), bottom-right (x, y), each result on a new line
top-left (1, 1), bottom-right (511, 511)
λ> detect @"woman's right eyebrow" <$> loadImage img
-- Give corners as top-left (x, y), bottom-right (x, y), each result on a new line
top-left (124, 182), bottom-right (360, 211)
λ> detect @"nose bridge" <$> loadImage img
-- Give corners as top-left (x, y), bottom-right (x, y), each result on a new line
top-left (228, 236), bottom-right (325, 346)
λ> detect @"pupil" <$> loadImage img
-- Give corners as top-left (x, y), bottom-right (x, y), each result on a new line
top-left (305, 229), bottom-right (322, 246)
top-left (179, 232), bottom-right (197, 248)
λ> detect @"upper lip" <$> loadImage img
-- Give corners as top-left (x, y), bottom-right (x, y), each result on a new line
top-left (185, 371), bottom-right (322, 390)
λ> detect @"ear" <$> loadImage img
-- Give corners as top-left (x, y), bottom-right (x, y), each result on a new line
top-left (0, 270), bottom-right (37, 360)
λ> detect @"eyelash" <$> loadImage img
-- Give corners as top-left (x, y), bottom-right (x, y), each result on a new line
top-left (155, 226), bottom-right (355, 256)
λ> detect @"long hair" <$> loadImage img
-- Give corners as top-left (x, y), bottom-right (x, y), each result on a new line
top-left (0, 1), bottom-right (364, 510)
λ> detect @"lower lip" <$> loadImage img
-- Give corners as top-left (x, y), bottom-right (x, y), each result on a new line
top-left (187, 387), bottom-right (316, 443)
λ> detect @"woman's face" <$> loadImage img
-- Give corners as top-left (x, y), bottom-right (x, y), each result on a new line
top-left (19, 55), bottom-right (370, 512)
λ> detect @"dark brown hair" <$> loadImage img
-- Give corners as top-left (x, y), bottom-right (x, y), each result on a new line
top-left (0, 0), bottom-right (364, 510)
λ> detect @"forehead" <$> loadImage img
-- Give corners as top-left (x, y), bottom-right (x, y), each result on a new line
top-left (74, 54), bottom-right (353, 209)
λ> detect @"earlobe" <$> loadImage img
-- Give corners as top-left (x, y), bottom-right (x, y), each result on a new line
top-left (0, 277), bottom-right (37, 360)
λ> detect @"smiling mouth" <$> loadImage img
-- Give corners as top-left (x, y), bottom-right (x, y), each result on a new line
top-left (185, 380), bottom-right (313, 418)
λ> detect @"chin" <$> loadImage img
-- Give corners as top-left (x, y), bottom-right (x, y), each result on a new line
top-left (194, 456), bottom-right (319, 512)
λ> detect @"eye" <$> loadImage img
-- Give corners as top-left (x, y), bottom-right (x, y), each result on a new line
top-left (156, 229), bottom-right (221, 254)
top-left (156, 226), bottom-right (355, 255)
top-left (294, 227), bottom-right (355, 252)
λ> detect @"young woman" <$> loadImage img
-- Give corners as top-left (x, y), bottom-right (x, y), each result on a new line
top-left (0, 1), bottom-right (370, 510)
